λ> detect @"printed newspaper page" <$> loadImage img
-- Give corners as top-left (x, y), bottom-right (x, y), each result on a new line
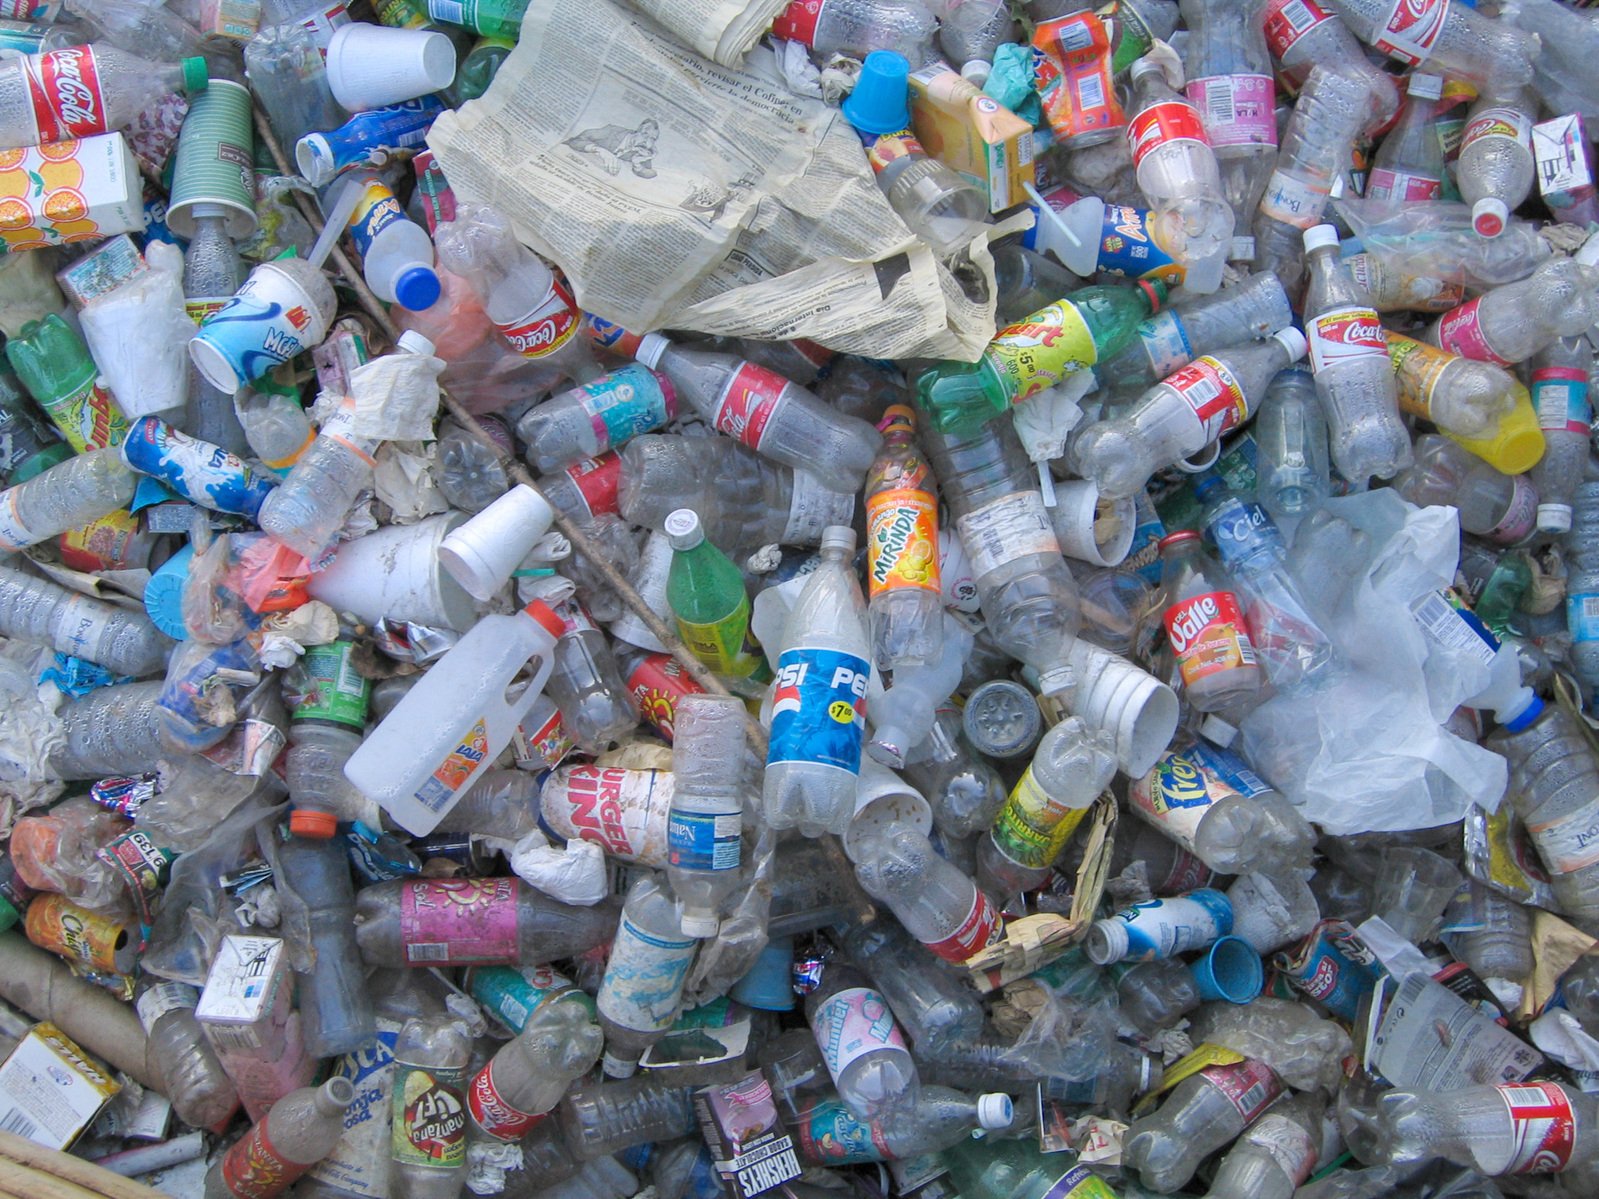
top-left (620, 0), bottom-right (793, 65)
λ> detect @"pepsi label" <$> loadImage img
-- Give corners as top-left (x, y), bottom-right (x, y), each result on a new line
top-left (766, 647), bottom-right (869, 773)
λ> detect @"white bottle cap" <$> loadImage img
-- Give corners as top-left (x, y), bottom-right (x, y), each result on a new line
top-left (664, 508), bottom-right (705, 550)
top-left (1539, 503), bottom-right (1574, 533)
top-left (636, 332), bottom-right (671, 369)
top-left (1472, 197), bottom-right (1509, 238)
top-left (820, 525), bottom-right (856, 554)
top-left (976, 1093), bottom-right (1014, 1129)
top-left (397, 329), bottom-right (435, 356)
top-left (1407, 72), bottom-right (1443, 100)
top-left (1302, 224), bottom-right (1339, 253)
top-left (960, 59), bottom-right (991, 86)
top-left (1272, 326), bottom-right (1308, 362)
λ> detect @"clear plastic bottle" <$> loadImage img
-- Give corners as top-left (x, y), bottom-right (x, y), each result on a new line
top-left (1115, 958), bottom-right (1202, 1033)
top-left (1073, 326), bottom-right (1307, 500)
top-left (636, 337), bottom-right (880, 494)
top-left (853, 824), bottom-right (1003, 964)
top-left (1254, 366), bottom-right (1331, 525)
top-left (596, 874), bottom-right (697, 1078)
top-left (1260, 0), bottom-right (1398, 132)
top-left (0, 41), bottom-right (205, 146)
top-left (284, 723), bottom-right (367, 840)
top-left (1323, 0), bottom-right (1536, 95)
top-left (1122, 1056), bottom-right (1284, 1192)
top-left (389, 1015), bottom-right (471, 1199)
top-left (769, 0), bottom-right (937, 62)
top-left (932, 0), bottom-right (1012, 78)
top-left (544, 596), bottom-right (637, 755)
top-left (1391, 435), bottom-right (1537, 545)
top-left (663, 507), bottom-right (771, 695)
top-left (1125, 55), bottom-right (1234, 268)
top-left (467, 1000), bottom-right (602, 1142)
top-left (941, 1132), bottom-right (1127, 1199)
top-left (556, 1075), bottom-right (698, 1162)
top-left (867, 615), bottom-right (968, 767)
top-left (1362, 1081), bottom-right (1597, 1176)
top-left (136, 977), bottom-right (239, 1132)
top-left (920, 417), bottom-right (1080, 695)
top-left (433, 417), bottom-right (509, 514)
top-left (901, 708), bottom-right (1006, 837)
top-left (763, 526), bottom-right (871, 837)
top-left (864, 404), bottom-right (942, 673)
top-left (1302, 222), bottom-right (1412, 484)
top-left (235, 384), bottom-right (315, 475)
top-left (1201, 1091), bottom-right (1323, 1199)
top-left (1180, 0), bottom-right (1278, 229)
top-left (1446, 880), bottom-right (1534, 992)
top-left (182, 211), bottom-right (252, 457)
top-left (1425, 258), bottom-right (1599, 368)
top-left (1364, 73), bottom-right (1445, 203)
top-left (48, 680), bottom-right (165, 781)
top-left (1457, 90), bottom-right (1536, 238)
top-left (665, 693), bottom-right (745, 938)
top-left (792, 1087), bottom-right (1012, 1164)
top-left (977, 716), bottom-right (1117, 897)
top-left (837, 919), bottom-right (985, 1050)
top-left (244, 21), bottom-right (346, 147)
top-left (256, 392), bottom-right (383, 563)
top-left (1385, 332), bottom-right (1520, 443)
top-left (1347, 251), bottom-right (1464, 313)
top-left (0, 446), bottom-right (136, 554)
top-left (1156, 530), bottom-right (1262, 712)
top-left (205, 1077), bottom-right (356, 1199)
top-left (275, 835), bottom-right (373, 1059)
top-left (1529, 338), bottom-right (1593, 535)
top-left (517, 365), bottom-right (677, 475)
top-left (805, 961), bottom-right (919, 1119)
top-left (0, 561), bottom-right (168, 677)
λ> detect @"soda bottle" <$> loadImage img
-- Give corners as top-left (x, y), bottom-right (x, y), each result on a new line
top-left (1122, 1056), bottom-right (1285, 1191)
top-left (1125, 55), bottom-right (1234, 268)
top-left (791, 1088), bottom-right (1013, 1164)
top-left (204, 1077), bottom-right (356, 1199)
top-left (1346, 251), bottom-right (1464, 314)
top-left (976, 715), bottom-right (1117, 897)
top-left (769, 0), bottom-right (938, 63)
top-left (1259, 0), bottom-right (1398, 131)
top-left (762, 527), bottom-right (870, 836)
top-left (805, 962), bottom-right (919, 1119)
top-left (1116, 958), bottom-right (1202, 1033)
top-left (1360, 1081), bottom-right (1596, 1176)
top-left (1445, 880), bottom-right (1533, 993)
top-left (1200, 1091), bottom-right (1323, 1199)
top-left (1384, 332), bottom-right (1522, 443)
top-left (853, 824), bottom-right (1003, 963)
top-left (635, 336), bottom-right (881, 493)
top-left (517, 365), bottom-right (677, 474)
top-left (864, 404), bottom-right (943, 673)
top-left (665, 693), bottom-right (746, 938)
top-left (663, 507), bottom-right (771, 696)
top-left (1302, 222), bottom-right (1413, 484)
top-left (596, 874), bottom-right (697, 1077)
top-left (1072, 325), bottom-right (1307, 500)
top-left (235, 382), bottom-right (315, 476)
top-left (389, 1015), bottom-right (471, 1199)
top-left (1364, 73), bottom-right (1445, 202)
top-left (1529, 337), bottom-right (1593, 534)
top-left (0, 446), bottom-right (136, 555)
top-left (1426, 257), bottom-right (1599, 367)
top-left (1390, 435), bottom-right (1537, 545)
top-left (467, 1000), bottom-right (602, 1142)
top-left (543, 595), bottom-right (638, 755)
top-left (136, 977), bottom-right (240, 1132)
top-left (254, 391), bottom-right (376, 563)
top-left (6, 314), bottom-right (127, 453)
top-left (556, 1075), bottom-right (698, 1162)
top-left (1324, 0), bottom-right (1536, 95)
top-left (0, 560), bottom-right (168, 677)
top-left (1253, 366), bottom-right (1331, 525)
top-left (932, 0), bottom-right (1014, 78)
top-left (1180, 0), bottom-right (1278, 229)
top-left (275, 835), bottom-right (373, 1059)
top-left (425, 0), bottom-right (528, 39)
top-left (915, 280), bottom-right (1165, 431)
top-left (0, 42), bottom-right (206, 146)
top-left (867, 614), bottom-right (968, 767)
top-left (836, 919), bottom-right (985, 1049)
top-left (1457, 90), bottom-right (1536, 238)
top-left (1156, 530), bottom-right (1262, 712)
top-left (283, 637), bottom-right (369, 839)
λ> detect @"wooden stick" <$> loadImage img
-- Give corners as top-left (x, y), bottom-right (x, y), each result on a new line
top-left (0, 1131), bottom-right (169, 1199)
top-left (0, 1147), bottom-right (166, 1199)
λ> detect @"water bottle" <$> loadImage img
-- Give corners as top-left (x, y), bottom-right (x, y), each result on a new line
top-left (1359, 1081), bottom-right (1596, 1177)
top-left (1125, 55), bottom-right (1234, 268)
top-left (275, 835), bottom-right (373, 1059)
top-left (763, 527), bottom-right (872, 838)
top-left (283, 637), bottom-right (370, 838)
top-left (0, 560), bottom-right (168, 677)
top-left (1260, 0), bottom-right (1397, 131)
top-left (1156, 530), bottom-right (1262, 712)
top-left (137, 977), bottom-right (240, 1132)
top-left (864, 404), bottom-right (943, 673)
top-left (791, 1087), bottom-right (1012, 1163)
top-left (1426, 257), bottom-right (1599, 368)
top-left (6, 315), bottom-right (127, 453)
top-left (205, 1077), bottom-right (356, 1199)
top-left (1364, 73), bottom-right (1445, 202)
top-left (1122, 1055), bottom-right (1284, 1191)
top-left (1446, 880), bottom-right (1533, 992)
top-left (805, 962), bottom-right (919, 1119)
top-left (1456, 90), bottom-right (1536, 239)
top-left (0, 42), bottom-right (205, 145)
top-left (389, 1015), bottom-right (471, 1199)
top-left (235, 383), bottom-right (315, 475)
top-left (1391, 435), bottom-right (1537, 545)
top-left (341, 176), bottom-right (442, 311)
top-left (467, 1001), bottom-right (602, 1142)
top-left (1116, 958), bottom-right (1202, 1032)
top-left (769, 0), bottom-right (937, 62)
top-left (1254, 366), bottom-right (1330, 525)
top-left (1073, 326), bottom-right (1307, 500)
top-left (836, 919), bottom-right (985, 1050)
top-left (596, 874), bottom-right (697, 1078)
top-left (665, 693), bottom-right (746, 938)
top-left (517, 365), bottom-right (677, 474)
top-left (434, 417), bottom-right (510, 513)
top-left (663, 507), bottom-right (771, 695)
top-left (0, 446), bottom-right (136, 554)
top-left (635, 336), bottom-right (881, 494)
top-left (1200, 1091), bottom-right (1322, 1199)
top-left (1302, 222), bottom-right (1412, 484)
top-left (556, 1075), bottom-right (698, 1162)
top-left (1529, 337), bottom-right (1593, 534)
top-left (49, 680), bottom-right (166, 781)
top-left (853, 824), bottom-right (1003, 963)
top-left (867, 614), bottom-right (969, 767)
top-left (255, 391), bottom-right (380, 562)
top-left (1180, 0), bottom-right (1278, 229)
top-left (544, 595), bottom-right (637, 755)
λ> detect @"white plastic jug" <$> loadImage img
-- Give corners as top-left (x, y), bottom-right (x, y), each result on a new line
top-left (344, 599), bottom-right (565, 834)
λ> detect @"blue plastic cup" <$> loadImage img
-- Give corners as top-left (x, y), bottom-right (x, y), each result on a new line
top-left (1189, 935), bottom-right (1264, 1004)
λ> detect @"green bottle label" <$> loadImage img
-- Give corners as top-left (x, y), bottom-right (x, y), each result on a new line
top-left (292, 641), bottom-right (370, 728)
top-left (984, 301), bottom-right (1097, 406)
top-left (990, 767), bottom-right (1090, 869)
top-left (675, 594), bottom-right (770, 682)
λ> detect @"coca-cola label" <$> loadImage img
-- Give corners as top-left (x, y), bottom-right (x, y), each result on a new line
top-left (922, 889), bottom-right (1003, 964)
top-left (1374, 0), bottom-right (1449, 65)
top-left (25, 46), bottom-right (106, 144)
top-left (712, 362), bottom-right (789, 451)
top-left (467, 1060), bottom-right (546, 1141)
top-left (1262, 0), bottom-right (1333, 58)
top-left (1306, 304), bottom-right (1386, 373)
top-left (1166, 356), bottom-right (1248, 441)
top-left (1199, 1059), bottom-right (1284, 1122)
top-left (1127, 100), bottom-right (1209, 168)
top-left (1497, 1082), bottom-right (1576, 1173)
top-left (496, 279), bottom-right (579, 359)
top-left (563, 452), bottom-right (622, 519)
top-left (1434, 297), bottom-right (1510, 366)
top-left (1164, 589), bottom-right (1257, 687)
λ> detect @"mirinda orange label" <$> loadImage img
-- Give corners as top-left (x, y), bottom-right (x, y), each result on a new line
top-left (866, 488), bottom-right (940, 597)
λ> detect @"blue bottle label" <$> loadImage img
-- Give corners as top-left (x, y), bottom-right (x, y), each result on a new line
top-left (1568, 591), bottom-right (1599, 644)
top-left (795, 1098), bottom-right (886, 1164)
top-left (1109, 889), bottom-right (1234, 959)
top-left (1096, 204), bottom-right (1185, 284)
top-left (766, 647), bottom-right (869, 772)
top-left (345, 180), bottom-right (409, 258)
top-left (667, 809), bottom-right (742, 872)
top-left (578, 365), bottom-right (677, 448)
top-left (319, 97), bottom-right (444, 177)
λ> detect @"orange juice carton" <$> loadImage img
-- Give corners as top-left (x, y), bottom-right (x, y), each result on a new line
top-left (0, 132), bottom-right (146, 254)
top-left (908, 62), bottom-right (1035, 213)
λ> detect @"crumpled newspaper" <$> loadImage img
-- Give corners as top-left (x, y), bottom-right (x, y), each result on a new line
top-left (350, 349), bottom-right (446, 440)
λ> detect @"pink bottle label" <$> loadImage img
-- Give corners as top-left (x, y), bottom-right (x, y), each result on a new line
top-left (810, 987), bottom-right (907, 1082)
top-left (1365, 168), bottom-right (1442, 201)
top-left (399, 878), bottom-right (520, 966)
top-left (1199, 1059), bottom-right (1284, 1122)
top-left (1434, 298), bottom-right (1510, 366)
top-left (1487, 475), bottom-right (1538, 545)
top-left (1185, 75), bottom-right (1278, 149)
top-left (1262, 0), bottom-right (1333, 59)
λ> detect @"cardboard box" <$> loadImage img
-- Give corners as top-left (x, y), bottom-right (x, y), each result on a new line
top-left (1534, 115), bottom-right (1594, 211)
top-left (55, 234), bottom-right (146, 308)
top-left (0, 1023), bottom-right (120, 1149)
top-left (908, 62), bottom-right (1035, 213)
top-left (195, 934), bottom-right (293, 1054)
top-left (0, 132), bottom-right (146, 253)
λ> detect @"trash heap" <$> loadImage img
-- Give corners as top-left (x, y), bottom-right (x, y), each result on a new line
top-left (5, 0), bottom-right (1599, 1197)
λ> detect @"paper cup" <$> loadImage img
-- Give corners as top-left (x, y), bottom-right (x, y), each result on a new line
top-left (190, 262), bottom-right (333, 393)
top-left (1066, 638), bottom-right (1178, 778)
top-left (438, 483), bottom-right (555, 602)
top-left (166, 80), bottom-right (257, 240)
top-left (843, 759), bottom-right (933, 862)
top-left (308, 512), bottom-right (479, 630)
top-left (1188, 936), bottom-right (1263, 1004)
top-left (325, 23), bottom-right (456, 111)
top-left (1051, 479), bottom-right (1135, 568)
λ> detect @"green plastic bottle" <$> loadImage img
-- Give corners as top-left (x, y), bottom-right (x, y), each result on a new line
top-left (427, 0), bottom-right (529, 39)
top-left (941, 1135), bottom-right (1121, 1199)
top-left (916, 280), bottom-right (1167, 432)
top-left (664, 507), bottom-right (770, 696)
top-left (6, 315), bottom-right (128, 453)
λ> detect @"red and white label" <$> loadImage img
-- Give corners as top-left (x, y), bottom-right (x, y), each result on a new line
top-left (221, 1121), bottom-right (305, 1199)
top-left (1365, 167), bottom-right (1442, 202)
top-left (770, 0), bottom-right (823, 44)
top-left (468, 1061), bottom-right (547, 1141)
top-left (1167, 356), bottom-right (1248, 441)
top-left (1464, 106), bottom-right (1533, 151)
top-left (1128, 100), bottom-right (1209, 168)
top-left (1434, 298), bottom-right (1509, 366)
top-left (1263, 0), bottom-right (1333, 58)
top-left (563, 452), bottom-right (621, 519)
top-left (497, 279), bottom-right (579, 360)
top-left (923, 890), bottom-right (1002, 964)
top-left (1164, 590), bottom-right (1257, 686)
top-left (1200, 1059), bottom-right (1285, 1123)
top-left (1374, 0), bottom-right (1449, 65)
top-left (1186, 74), bottom-right (1278, 149)
top-left (24, 46), bottom-right (106, 145)
top-left (712, 362), bottom-right (789, 451)
top-left (1497, 1082), bottom-right (1576, 1174)
top-left (1307, 305), bottom-right (1386, 373)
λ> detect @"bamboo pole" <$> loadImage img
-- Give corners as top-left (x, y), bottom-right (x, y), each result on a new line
top-left (0, 1133), bottom-right (169, 1199)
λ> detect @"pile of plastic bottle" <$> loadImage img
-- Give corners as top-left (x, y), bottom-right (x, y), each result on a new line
top-left (13, 0), bottom-right (1599, 1196)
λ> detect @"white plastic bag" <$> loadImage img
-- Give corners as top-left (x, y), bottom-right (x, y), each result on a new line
top-left (79, 241), bottom-right (193, 419)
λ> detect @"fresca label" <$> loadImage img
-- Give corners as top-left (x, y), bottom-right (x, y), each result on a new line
top-left (1164, 590), bottom-right (1257, 686)
top-left (766, 647), bottom-right (869, 773)
top-left (24, 46), bottom-right (105, 144)
top-left (984, 301), bottom-right (1097, 402)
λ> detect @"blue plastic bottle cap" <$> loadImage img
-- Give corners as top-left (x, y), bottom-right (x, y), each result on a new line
top-left (393, 266), bottom-right (442, 312)
top-left (1502, 693), bottom-right (1544, 733)
top-left (841, 50), bottom-right (912, 135)
top-left (145, 545), bottom-right (194, 641)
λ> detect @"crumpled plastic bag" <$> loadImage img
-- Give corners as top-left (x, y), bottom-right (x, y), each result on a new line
top-left (1240, 491), bottom-right (1509, 835)
top-left (507, 829), bottom-right (610, 905)
top-left (79, 241), bottom-right (193, 420)
top-left (375, 442), bottom-right (450, 523)
top-left (0, 645), bottom-right (64, 813)
top-left (349, 348), bottom-right (446, 440)
top-left (1190, 997), bottom-right (1352, 1093)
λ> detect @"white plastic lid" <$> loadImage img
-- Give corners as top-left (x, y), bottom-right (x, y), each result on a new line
top-left (960, 59), bottom-right (991, 86)
top-left (1472, 197), bottom-right (1509, 238)
top-left (397, 330), bottom-right (435, 356)
top-left (821, 525), bottom-right (856, 554)
top-left (295, 133), bottom-right (332, 185)
top-left (1302, 224), bottom-right (1339, 253)
top-left (1273, 325), bottom-right (1308, 362)
top-left (664, 508), bottom-right (704, 550)
top-left (1539, 503), bottom-right (1574, 533)
top-left (1408, 72), bottom-right (1443, 100)
top-left (636, 332), bottom-right (671, 369)
top-left (976, 1093), bottom-right (1014, 1129)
